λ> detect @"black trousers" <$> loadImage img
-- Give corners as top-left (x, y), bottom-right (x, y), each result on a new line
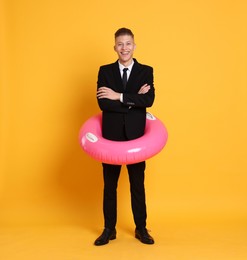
top-left (102, 161), bottom-right (147, 230)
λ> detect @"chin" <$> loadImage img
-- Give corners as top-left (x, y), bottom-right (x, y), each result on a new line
top-left (120, 58), bottom-right (131, 64)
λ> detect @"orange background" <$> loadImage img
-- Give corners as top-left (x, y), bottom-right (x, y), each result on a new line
top-left (0, 0), bottom-right (247, 259)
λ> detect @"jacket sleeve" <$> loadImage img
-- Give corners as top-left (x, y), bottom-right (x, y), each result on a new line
top-left (122, 67), bottom-right (155, 108)
top-left (97, 66), bottom-right (129, 113)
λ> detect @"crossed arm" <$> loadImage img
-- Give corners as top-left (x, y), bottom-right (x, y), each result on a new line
top-left (97, 84), bottom-right (151, 100)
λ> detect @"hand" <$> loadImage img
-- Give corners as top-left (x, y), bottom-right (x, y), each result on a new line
top-left (138, 84), bottom-right (150, 94)
top-left (97, 87), bottom-right (121, 100)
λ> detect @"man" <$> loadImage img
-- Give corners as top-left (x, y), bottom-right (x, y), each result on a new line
top-left (95, 28), bottom-right (155, 246)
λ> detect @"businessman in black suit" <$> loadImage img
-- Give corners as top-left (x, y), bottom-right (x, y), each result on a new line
top-left (94, 28), bottom-right (155, 246)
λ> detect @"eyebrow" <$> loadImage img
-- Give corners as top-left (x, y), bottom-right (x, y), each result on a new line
top-left (116, 41), bottom-right (132, 44)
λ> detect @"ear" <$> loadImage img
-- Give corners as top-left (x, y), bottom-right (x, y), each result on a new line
top-left (114, 45), bottom-right (116, 52)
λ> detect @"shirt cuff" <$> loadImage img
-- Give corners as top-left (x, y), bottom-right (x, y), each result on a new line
top-left (120, 93), bottom-right (123, 102)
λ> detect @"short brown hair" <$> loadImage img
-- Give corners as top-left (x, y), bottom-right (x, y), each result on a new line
top-left (115, 28), bottom-right (134, 39)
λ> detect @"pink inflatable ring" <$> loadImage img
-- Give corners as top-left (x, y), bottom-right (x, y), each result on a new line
top-left (79, 112), bottom-right (168, 165)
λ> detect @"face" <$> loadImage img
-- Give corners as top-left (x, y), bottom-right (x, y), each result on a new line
top-left (114, 35), bottom-right (136, 66)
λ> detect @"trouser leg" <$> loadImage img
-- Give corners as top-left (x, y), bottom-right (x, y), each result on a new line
top-left (127, 161), bottom-right (147, 229)
top-left (102, 163), bottom-right (121, 229)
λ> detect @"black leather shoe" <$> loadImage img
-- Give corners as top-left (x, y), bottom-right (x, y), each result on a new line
top-left (135, 228), bottom-right (154, 244)
top-left (94, 228), bottom-right (116, 246)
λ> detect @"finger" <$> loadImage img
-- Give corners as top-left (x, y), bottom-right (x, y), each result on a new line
top-left (97, 94), bottom-right (107, 99)
top-left (97, 88), bottom-right (108, 94)
top-left (140, 84), bottom-right (149, 90)
top-left (97, 91), bottom-right (107, 98)
top-left (98, 87), bottom-right (109, 92)
top-left (138, 85), bottom-right (146, 93)
top-left (138, 85), bottom-right (150, 94)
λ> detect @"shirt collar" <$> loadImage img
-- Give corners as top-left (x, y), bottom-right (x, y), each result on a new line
top-left (118, 59), bottom-right (135, 72)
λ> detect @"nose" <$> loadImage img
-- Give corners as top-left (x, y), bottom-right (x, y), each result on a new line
top-left (121, 44), bottom-right (127, 50)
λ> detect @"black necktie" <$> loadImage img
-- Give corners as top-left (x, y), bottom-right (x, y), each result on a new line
top-left (122, 68), bottom-right (128, 89)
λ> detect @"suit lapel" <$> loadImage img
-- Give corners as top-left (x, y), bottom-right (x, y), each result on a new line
top-left (126, 59), bottom-right (141, 90)
top-left (112, 61), bottom-right (124, 91)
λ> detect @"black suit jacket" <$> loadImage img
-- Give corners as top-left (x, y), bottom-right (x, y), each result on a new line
top-left (97, 59), bottom-right (155, 141)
